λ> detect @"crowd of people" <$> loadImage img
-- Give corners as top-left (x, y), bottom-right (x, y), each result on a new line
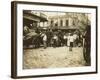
top-left (23, 26), bottom-right (84, 51)
top-left (40, 30), bottom-right (83, 51)
top-left (23, 25), bottom-right (91, 65)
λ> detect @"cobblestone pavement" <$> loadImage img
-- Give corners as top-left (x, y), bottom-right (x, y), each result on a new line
top-left (23, 46), bottom-right (86, 69)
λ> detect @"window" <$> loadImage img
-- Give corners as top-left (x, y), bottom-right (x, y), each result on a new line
top-left (60, 20), bottom-right (63, 26)
top-left (50, 20), bottom-right (54, 27)
top-left (66, 20), bottom-right (69, 26)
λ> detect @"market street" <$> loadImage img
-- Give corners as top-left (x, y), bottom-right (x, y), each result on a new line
top-left (23, 46), bottom-right (85, 69)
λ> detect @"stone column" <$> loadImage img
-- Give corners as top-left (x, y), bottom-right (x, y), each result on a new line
top-left (36, 19), bottom-right (40, 27)
top-left (58, 18), bottom-right (60, 27)
top-left (43, 22), bottom-right (45, 27)
top-left (47, 20), bottom-right (50, 27)
top-left (44, 22), bottom-right (48, 27)
top-left (69, 18), bottom-right (73, 26)
top-left (63, 18), bottom-right (66, 27)
top-left (40, 22), bottom-right (44, 27)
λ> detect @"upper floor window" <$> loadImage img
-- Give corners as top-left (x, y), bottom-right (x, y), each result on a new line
top-left (60, 20), bottom-right (63, 26)
top-left (66, 20), bottom-right (69, 26)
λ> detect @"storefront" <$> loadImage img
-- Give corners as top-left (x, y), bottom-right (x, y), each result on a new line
top-left (23, 10), bottom-right (48, 29)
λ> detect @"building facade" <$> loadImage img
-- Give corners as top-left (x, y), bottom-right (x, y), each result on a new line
top-left (47, 12), bottom-right (90, 31)
top-left (23, 11), bottom-right (90, 31)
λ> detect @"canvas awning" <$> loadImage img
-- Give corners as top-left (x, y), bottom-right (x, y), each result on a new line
top-left (51, 26), bottom-right (79, 30)
top-left (23, 11), bottom-right (48, 22)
